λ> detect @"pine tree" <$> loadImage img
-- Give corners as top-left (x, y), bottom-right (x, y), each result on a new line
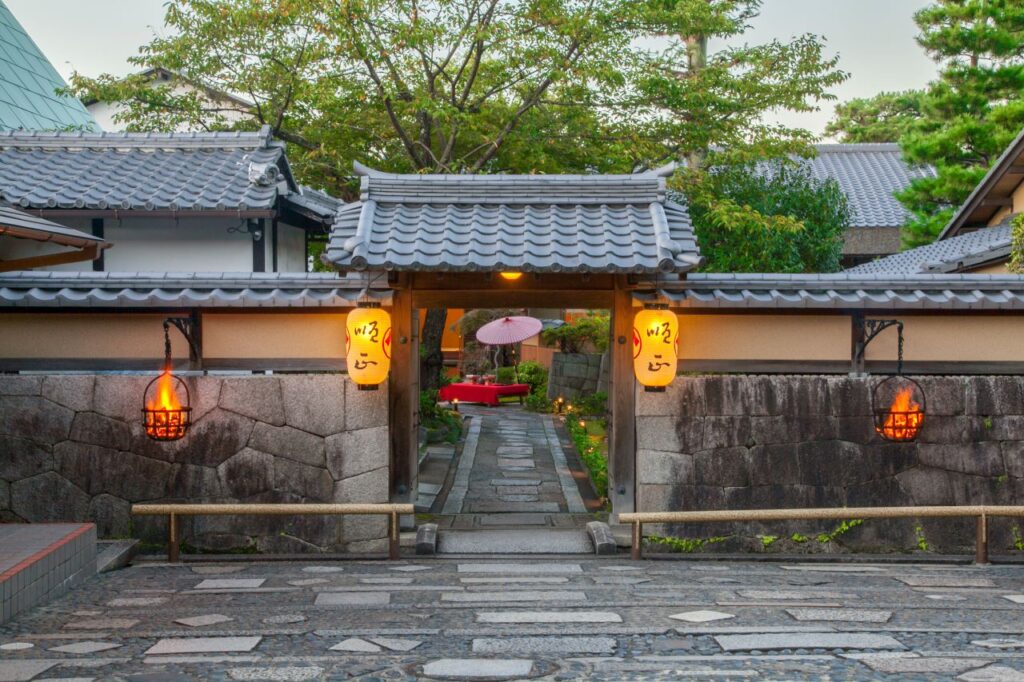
top-left (829, 1), bottom-right (1024, 248)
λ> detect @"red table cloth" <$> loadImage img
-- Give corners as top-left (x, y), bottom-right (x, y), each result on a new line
top-left (438, 382), bottom-right (530, 407)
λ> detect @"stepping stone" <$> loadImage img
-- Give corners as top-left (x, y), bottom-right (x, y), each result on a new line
top-left (478, 514), bottom-right (548, 526)
top-left (458, 562), bottom-right (582, 574)
top-left (652, 638), bottom-right (694, 652)
top-left (442, 590), bottom-right (585, 603)
top-left (315, 592), bottom-right (390, 606)
top-left (959, 665), bottom-right (1024, 681)
top-left (926, 594), bottom-right (967, 601)
top-left (461, 577), bottom-right (568, 584)
top-left (370, 637), bottom-right (422, 652)
top-left (195, 579), bottom-right (265, 589)
top-left (497, 457), bottom-right (534, 467)
top-left (422, 659), bottom-right (535, 679)
top-left (418, 483), bottom-right (443, 495)
top-left (592, 576), bottom-right (650, 585)
top-left (787, 607), bottom-right (891, 623)
top-left (477, 611), bottom-right (621, 624)
top-left (489, 479), bottom-right (542, 487)
top-left (389, 565), bottom-right (432, 572)
top-left (49, 641), bottom-right (122, 654)
top-left (192, 566), bottom-right (247, 574)
top-left (715, 632), bottom-right (904, 652)
top-left (360, 577), bottom-right (414, 585)
top-left (64, 618), bottom-right (139, 630)
top-left (302, 566), bottom-right (344, 573)
top-left (175, 614), bottom-right (234, 628)
top-left (497, 494), bottom-right (539, 502)
top-left (0, 643), bottom-right (33, 651)
top-left (0, 661), bottom-right (58, 681)
top-left (465, 501), bottom-right (560, 513)
top-left (598, 566), bottom-right (642, 572)
top-left (473, 636), bottom-right (616, 655)
top-left (497, 447), bottom-right (533, 456)
top-left (145, 636), bottom-right (262, 655)
top-left (669, 610), bottom-right (735, 624)
top-left (228, 667), bottom-right (323, 681)
top-left (856, 654), bottom-right (987, 674)
top-left (973, 639), bottom-right (1024, 649)
top-left (898, 576), bottom-right (995, 588)
top-left (263, 614), bottom-right (307, 625)
top-left (106, 597), bottom-right (168, 607)
top-left (1004, 595), bottom-right (1024, 604)
top-left (288, 578), bottom-right (330, 587)
top-left (329, 638), bottom-right (381, 653)
top-left (738, 590), bottom-right (844, 600)
top-left (780, 565), bottom-right (885, 572)
top-left (71, 610), bottom-right (103, 617)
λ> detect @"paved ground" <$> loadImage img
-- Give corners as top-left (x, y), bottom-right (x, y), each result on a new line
top-left (440, 406), bottom-right (587, 515)
top-left (2, 557), bottom-right (1024, 680)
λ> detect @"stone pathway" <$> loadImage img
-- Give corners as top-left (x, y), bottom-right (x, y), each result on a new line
top-left (440, 406), bottom-right (586, 515)
top-left (2, 558), bottom-right (1024, 680)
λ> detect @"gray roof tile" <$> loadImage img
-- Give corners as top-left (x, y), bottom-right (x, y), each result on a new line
top-left (807, 144), bottom-right (935, 229)
top-left (0, 204), bottom-right (107, 247)
top-left (657, 273), bottom-right (1024, 310)
top-left (326, 163), bottom-right (702, 274)
top-left (0, 127), bottom-right (316, 212)
top-left (844, 225), bottom-right (1012, 275)
top-left (0, 271), bottom-right (386, 308)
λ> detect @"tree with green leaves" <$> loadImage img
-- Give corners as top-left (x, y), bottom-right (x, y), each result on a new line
top-left (825, 90), bottom-right (926, 143)
top-left (827, 0), bottom-right (1024, 248)
top-left (687, 161), bottom-right (850, 273)
top-left (1011, 213), bottom-right (1024, 273)
top-left (71, 0), bottom-right (847, 388)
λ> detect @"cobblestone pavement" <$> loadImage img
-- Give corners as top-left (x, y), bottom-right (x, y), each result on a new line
top-left (2, 558), bottom-right (1024, 680)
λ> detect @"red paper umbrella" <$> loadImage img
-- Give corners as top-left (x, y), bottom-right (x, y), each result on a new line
top-left (475, 316), bottom-right (543, 345)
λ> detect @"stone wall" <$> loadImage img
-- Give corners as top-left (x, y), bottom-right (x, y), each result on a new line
top-left (0, 374), bottom-right (389, 553)
top-left (636, 375), bottom-right (1024, 553)
top-left (547, 352), bottom-right (608, 401)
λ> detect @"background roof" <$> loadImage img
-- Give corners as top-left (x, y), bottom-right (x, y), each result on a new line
top-left (807, 144), bottom-right (935, 229)
top-left (326, 163), bottom-right (702, 274)
top-left (0, 0), bottom-right (96, 131)
top-left (844, 224), bottom-right (1012, 275)
top-left (0, 126), bottom-right (337, 221)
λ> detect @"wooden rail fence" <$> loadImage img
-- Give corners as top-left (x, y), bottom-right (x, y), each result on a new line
top-left (620, 505), bottom-right (1024, 564)
top-left (132, 503), bottom-right (414, 562)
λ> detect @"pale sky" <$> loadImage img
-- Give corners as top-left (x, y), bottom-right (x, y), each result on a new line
top-left (7, 0), bottom-right (937, 140)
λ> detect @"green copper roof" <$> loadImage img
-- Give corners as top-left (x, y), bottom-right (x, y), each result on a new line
top-left (0, 1), bottom-right (97, 131)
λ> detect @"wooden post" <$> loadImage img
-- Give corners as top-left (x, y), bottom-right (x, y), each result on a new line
top-left (609, 279), bottom-right (637, 519)
top-left (975, 514), bottom-right (989, 565)
top-left (389, 512), bottom-right (400, 560)
top-left (631, 521), bottom-right (642, 560)
top-left (851, 312), bottom-right (865, 375)
top-left (168, 513), bottom-right (179, 563)
top-left (388, 282), bottom-right (417, 504)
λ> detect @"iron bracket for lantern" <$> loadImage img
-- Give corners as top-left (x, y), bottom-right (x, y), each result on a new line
top-left (164, 313), bottom-right (202, 369)
top-left (851, 315), bottom-right (902, 375)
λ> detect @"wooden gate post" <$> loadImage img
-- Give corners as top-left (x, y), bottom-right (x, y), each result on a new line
top-left (609, 278), bottom-right (637, 518)
top-left (388, 282), bottom-right (417, 503)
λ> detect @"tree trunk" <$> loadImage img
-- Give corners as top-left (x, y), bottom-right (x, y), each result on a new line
top-left (684, 33), bottom-right (708, 171)
top-left (420, 307), bottom-right (447, 391)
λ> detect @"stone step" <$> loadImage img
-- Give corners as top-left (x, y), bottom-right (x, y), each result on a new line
top-left (435, 529), bottom-right (595, 555)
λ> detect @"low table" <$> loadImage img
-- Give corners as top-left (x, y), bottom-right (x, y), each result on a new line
top-left (438, 382), bottom-right (530, 407)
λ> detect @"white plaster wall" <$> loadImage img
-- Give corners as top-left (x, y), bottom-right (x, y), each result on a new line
top-left (103, 218), bottom-right (254, 272)
top-left (87, 82), bottom-right (250, 133)
top-left (277, 222), bottom-right (308, 272)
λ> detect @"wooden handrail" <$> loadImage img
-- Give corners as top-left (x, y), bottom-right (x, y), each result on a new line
top-left (132, 503), bottom-right (414, 562)
top-left (620, 505), bottom-right (1024, 564)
